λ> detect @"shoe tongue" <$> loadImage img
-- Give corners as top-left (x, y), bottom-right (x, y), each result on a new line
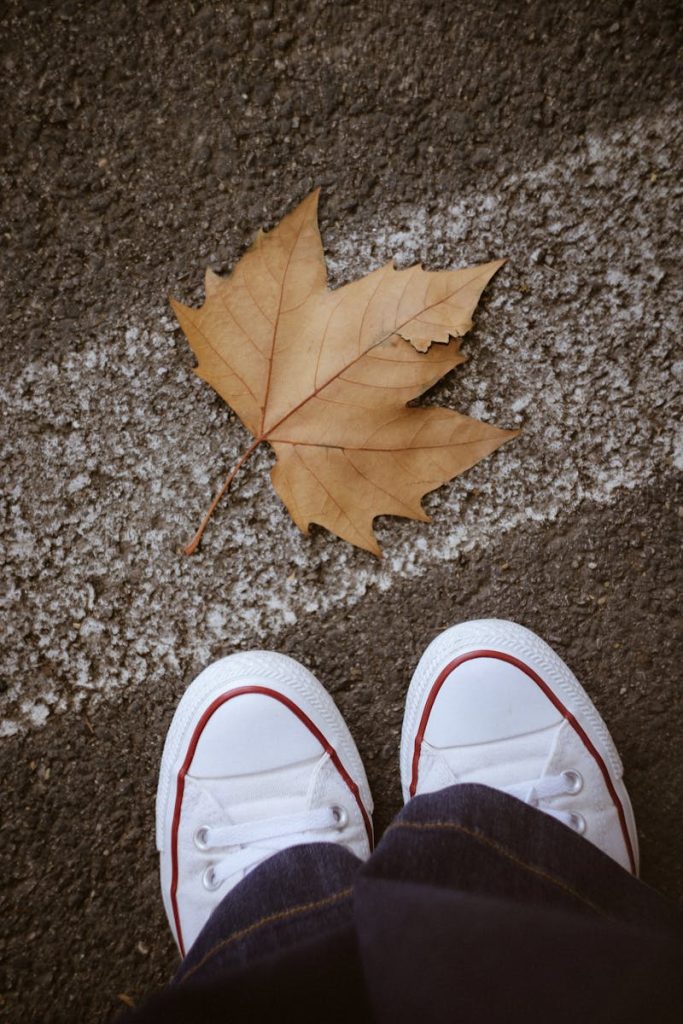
top-left (187, 756), bottom-right (320, 823)
top-left (428, 722), bottom-right (562, 789)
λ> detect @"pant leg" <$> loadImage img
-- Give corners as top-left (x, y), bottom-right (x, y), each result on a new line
top-left (177, 841), bottom-right (361, 982)
top-left (354, 783), bottom-right (683, 1024)
top-left (127, 842), bottom-right (371, 1023)
top-left (128, 784), bottom-right (683, 1023)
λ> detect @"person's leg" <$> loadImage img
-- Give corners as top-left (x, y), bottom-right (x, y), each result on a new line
top-left (138, 843), bottom-right (370, 1023)
top-left (352, 618), bottom-right (682, 1023)
top-left (154, 650), bottom-right (373, 981)
top-left (176, 842), bottom-right (360, 983)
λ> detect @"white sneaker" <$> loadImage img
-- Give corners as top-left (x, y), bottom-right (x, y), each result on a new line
top-left (400, 619), bottom-right (639, 874)
top-left (156, 651), bottom-right (373, 956)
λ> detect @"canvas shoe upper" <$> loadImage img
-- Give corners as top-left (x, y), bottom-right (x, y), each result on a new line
top-left (400, 619), bottom-right (639, 873)
top-left (156, 651), bottom-right (373, 956)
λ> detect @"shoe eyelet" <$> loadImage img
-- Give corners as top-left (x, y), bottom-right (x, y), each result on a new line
top-left (202, 865), bottom-right (222, 891)
top-left (568, 812), bottom-right (586, 835)
top-left (194, 826), bottom-right (211, 851)
top-left (331, 805), bottom-right (349, 830)
top-left (562, 770), bottom-right (583, 795)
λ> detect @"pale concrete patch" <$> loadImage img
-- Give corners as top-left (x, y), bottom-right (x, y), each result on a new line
top-left (1, 109), bottom-right (680, 734)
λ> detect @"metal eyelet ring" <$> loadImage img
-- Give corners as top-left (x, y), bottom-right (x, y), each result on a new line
top-left (202, 865), bottom-right (222, 891)
top-left (568, 812), bottom-right (586, 835)
top-left (331, 805), bottom-right (349, 829)
top-left (194, 826), bottom-right (211, 851)
top-left (562, 770), bottom-right (584, 795)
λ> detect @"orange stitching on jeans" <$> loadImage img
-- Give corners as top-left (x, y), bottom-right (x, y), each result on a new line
top-left (180, 886), bottom-right (353, 983)
top-left (386, 820), bottom-right (607, 916)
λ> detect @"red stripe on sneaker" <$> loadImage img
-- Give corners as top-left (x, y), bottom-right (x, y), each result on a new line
top-left (409, 650), bottom-right (637, 874)
top-left (170, 686), bottom-right (374, 957)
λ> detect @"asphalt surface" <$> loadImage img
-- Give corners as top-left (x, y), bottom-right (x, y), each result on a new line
top-left (1, 2), bottom-right (682, 1022)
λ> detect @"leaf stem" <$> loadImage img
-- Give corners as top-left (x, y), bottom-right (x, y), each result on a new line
top-left (183, 439), bottom-right (262, 555)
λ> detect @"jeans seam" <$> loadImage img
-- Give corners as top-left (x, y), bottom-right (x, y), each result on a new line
top-left (387, 820), bottom-right (608, 917)
top-left (179, 885), bottom-right (354, 983)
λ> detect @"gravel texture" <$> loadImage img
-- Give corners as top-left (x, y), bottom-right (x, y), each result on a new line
top-left (1, 1), bottom-right (682, 1021)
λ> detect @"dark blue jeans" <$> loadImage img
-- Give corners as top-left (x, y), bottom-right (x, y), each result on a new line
top-left (130, 785), bottom-right (683, 1023)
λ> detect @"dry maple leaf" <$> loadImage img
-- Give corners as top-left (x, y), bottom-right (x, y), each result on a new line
top-left (171, 191), bottom-right (519, 556)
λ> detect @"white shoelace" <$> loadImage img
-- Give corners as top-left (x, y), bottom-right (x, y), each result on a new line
top-left (196, 805), bottom-right (347, 891)
top-left (502, 770), bottom-right (586, 833)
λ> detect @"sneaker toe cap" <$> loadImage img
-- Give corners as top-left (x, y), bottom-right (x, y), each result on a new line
top-left (424, 656), bottom-right (563, 747)
top-left (190, 692), bottom-right (325, 777)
